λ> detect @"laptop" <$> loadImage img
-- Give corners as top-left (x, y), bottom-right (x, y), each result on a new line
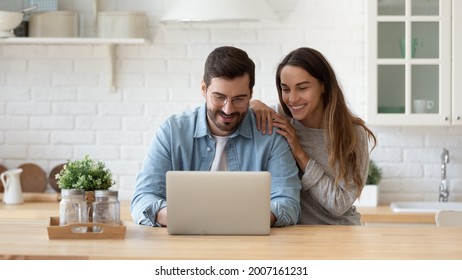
top-left (166, 171), bottom-right (271, 235)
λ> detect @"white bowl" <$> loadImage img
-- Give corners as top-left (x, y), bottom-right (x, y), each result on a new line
top-left (0, 11), bottom-right (24, 38)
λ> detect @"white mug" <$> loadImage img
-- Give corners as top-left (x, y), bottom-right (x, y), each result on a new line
top-left (413, 99), bottom-right (434, 113)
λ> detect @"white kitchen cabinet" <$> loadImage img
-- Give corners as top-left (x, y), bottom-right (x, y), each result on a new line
top-left (366, 0), bottom-right (461, 125)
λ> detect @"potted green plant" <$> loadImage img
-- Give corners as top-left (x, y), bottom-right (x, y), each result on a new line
top-left (56, 154), bottom-right (114, 203)
top-left (56, 155), bottom-right (114, 191)
top-left (56, 155), bottom-right (115, 224)
top-left (355, 160), bottom-right (382, 207)
top-left (366, 160), bottom-right (382, 185)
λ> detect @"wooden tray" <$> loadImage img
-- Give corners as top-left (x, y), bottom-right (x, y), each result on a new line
top-left (47, 217), bottom-right (126, 240)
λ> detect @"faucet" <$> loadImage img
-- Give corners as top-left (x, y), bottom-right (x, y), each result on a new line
top-left (439, 148), bottom-right (450, 202)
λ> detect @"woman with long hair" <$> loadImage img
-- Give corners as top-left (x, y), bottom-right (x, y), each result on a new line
top-left (251, 47), bottom-right (376, 225)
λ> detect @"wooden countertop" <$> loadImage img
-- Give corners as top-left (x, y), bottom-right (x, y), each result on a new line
top-left (0, 199), bottom-right (132, 221)
top-left (357, 206), bottom-right (436, 224)
top-left (0, 200), bottom-right (456, 259)
top-left (0, 219), bottom-right (461, 260)
top-left (1, 201), bottom-right (436, 224)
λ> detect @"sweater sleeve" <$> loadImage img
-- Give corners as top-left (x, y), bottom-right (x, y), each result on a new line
top-left (300, 127), bottom-right (370, 217)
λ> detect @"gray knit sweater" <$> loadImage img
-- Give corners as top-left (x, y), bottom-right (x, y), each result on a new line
top-left (290, 119), bottom-right (369, 225)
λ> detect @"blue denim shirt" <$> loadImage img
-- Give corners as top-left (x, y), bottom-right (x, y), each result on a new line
top-left (130, 104), bottom-right (301, 227)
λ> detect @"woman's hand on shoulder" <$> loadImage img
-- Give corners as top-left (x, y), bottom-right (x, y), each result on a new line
top-left (250, 99), bottom-right (276, 134)
top-left (272, 114), bottom-right (309, 170)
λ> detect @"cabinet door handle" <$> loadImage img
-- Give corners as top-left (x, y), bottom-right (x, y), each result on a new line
top-left (457, 116), bottom-right (461, 120)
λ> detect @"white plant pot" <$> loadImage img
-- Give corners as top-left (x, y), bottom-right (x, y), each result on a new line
top-left (354, 184), bottom-right (378, 207)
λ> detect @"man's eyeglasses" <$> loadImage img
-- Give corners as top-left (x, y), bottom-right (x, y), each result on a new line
top-left (209, 92), bottom-right (249, 109)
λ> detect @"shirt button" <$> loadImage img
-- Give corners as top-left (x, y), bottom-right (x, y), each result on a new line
top-left (207, 147), bottom-right (211, 152)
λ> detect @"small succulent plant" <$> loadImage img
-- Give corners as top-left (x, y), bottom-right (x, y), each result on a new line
top-left (56, 155), bottom-right (114, 191)
top-left (366, 160), bottom-right (382, 185)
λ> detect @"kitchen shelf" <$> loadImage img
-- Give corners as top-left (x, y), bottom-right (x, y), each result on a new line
top-left (0, 37), bottom-right (149, 45)
top-left (0, 37), bottom-right (150, 91)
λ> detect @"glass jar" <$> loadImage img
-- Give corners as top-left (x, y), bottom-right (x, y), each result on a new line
top-left (92, 190), bottom-right (120, 231)
top-left (59, 189), bottom-right (87, 232)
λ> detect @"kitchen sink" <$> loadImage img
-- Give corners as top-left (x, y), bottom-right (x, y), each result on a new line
top-left (390, 201), bottom-right (462, 213)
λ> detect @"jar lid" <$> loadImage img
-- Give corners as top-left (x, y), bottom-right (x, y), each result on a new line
top-left (61, 189), bottom-right (85, 195)
top-left (95, 190), bottom-right (118, 197)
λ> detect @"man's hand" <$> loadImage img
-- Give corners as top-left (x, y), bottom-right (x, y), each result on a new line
top-left (156, 207), bottom-right (168, 226)
top-left (270, 212), bottom-right (276, 227)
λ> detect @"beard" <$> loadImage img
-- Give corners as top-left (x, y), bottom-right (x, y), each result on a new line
top-left (206, 107), bottom-right (247, 135)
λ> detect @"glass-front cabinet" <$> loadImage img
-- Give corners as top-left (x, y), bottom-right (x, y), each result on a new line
top-left (454, 0), bottom-right (462, 125)
top-left (367, 0), bottom-right (457, 125)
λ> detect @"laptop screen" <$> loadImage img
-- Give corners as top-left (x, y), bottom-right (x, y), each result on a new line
top-left (166, 171), bottom-right (271, 235)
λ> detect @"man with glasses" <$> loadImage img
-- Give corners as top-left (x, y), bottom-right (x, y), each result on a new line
top-left (131, 46), bottom-right (301, 227)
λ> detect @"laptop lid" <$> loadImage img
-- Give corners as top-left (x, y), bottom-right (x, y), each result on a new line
top-left (166, 171), bottom-right (271, 235)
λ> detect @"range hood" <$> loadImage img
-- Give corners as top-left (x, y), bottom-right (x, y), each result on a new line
top-left (161, 0), bottom-right (278, 22)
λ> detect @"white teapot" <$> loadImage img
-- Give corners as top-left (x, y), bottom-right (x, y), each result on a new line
top-left (1, 168), bottom-right (24, 205)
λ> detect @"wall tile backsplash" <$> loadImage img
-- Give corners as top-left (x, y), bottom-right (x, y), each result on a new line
top-left (1, 0), bottom-right (461, 202)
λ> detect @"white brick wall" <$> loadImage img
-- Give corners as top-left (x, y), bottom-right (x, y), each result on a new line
top-left (1, 0), bottom-right (461, 203)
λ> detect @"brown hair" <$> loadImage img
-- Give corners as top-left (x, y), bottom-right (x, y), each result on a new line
top-left (203, 46), bottom-right (255, 93)
top-left (276, 47), bottom-right (376, 194)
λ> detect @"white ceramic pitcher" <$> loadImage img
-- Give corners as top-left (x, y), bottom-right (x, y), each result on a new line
top-left (1, 168), bottom-right (24, 205)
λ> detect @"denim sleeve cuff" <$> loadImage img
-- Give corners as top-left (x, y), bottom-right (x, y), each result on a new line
top-left (143, 199), bottom-right (167, 227)
top-left (271, 201), bottom-right (297, 227)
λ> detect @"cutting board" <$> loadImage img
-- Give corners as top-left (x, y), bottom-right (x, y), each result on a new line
top-left (49, 163), bottom-right (66, 193)
top-left (18, 163), bottom-right (47, 193)
top-left (0, 164), bottom-right (7, 192)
